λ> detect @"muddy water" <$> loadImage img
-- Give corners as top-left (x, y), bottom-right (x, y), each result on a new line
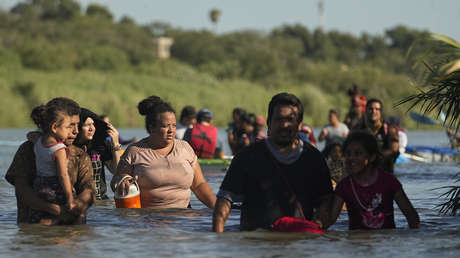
top-left (0, 129), bottom-right (459, 257)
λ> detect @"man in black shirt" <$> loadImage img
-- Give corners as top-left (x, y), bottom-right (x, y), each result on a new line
top-left (212, 93), bottom-right (333, 232)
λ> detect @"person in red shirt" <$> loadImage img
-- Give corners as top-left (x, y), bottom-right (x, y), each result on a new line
top-left (326, 131), bottom-right (420, 230)
top-left (185, 109), bottom-right (218, 159)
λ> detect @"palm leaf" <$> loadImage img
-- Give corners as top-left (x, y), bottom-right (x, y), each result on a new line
top-left (432, 33), bottom-right (460, 49)
top-left (400, 34), bottom-right (460, 216)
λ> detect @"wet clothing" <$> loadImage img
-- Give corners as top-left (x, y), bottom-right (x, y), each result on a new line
top-left (76, 108), bottom-right (113, 200)
top-left (217, 139), bottom-right (333, 231)
top-left (117, 138), bottom-right (197, 208)
top-left (34, 138), bottom-right (68, 177)
top-left (30, 176), bottom-right (76, 223)
top-left (335, 170), bottom-right (402, 230)
top-left (5, 141), bottom-right (94, 224)
top-left (187, 124), bottom-right (218, 158)
top-left (31, 139), bottom-right (70, 221)
top-left (75, 141), bottom-right (113, 200)
top-left (327, 157), bottom-right (346, 183)
top-left (88, 150), bottom-right (109, 200)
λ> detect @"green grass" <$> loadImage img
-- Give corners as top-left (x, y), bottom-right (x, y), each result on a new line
top-left (0, 59), bottom-right (443, 129)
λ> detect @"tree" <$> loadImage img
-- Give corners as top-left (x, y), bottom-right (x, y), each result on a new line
top-left (57, 0), bottom-right (81, 20)
top-left (86, 4), bottom-right (113, 20)
top-left (10, 0), bottom-right (80, 20)
top-left (209, 8), bottom-right (221, 33)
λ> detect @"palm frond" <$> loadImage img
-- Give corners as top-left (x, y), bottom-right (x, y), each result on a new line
top-left (401, 34), bottom-right (460, 216)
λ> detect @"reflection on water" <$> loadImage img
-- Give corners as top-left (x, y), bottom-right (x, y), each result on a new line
top-left (0, 129), bottom-right (459, 257)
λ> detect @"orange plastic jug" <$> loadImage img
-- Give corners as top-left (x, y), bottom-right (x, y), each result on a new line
top-left (114, 178), bottom-right (141, 208)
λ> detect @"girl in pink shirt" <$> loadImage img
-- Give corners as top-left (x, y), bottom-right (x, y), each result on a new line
top-left (327, 131), bottom-right (420, 230)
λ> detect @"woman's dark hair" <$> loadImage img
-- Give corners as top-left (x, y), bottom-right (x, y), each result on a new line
top-left (74, 108), bottom-right (111, 159)
top-left (30, 97), bottom-right (80, 133)
top-left (138, 96), bottom-right (175, 133)
top-left (342, 130), bottom-right (383, 167)
top-left (232, 107), bottom-right (246, 117)
top-left (267, 92), bottom-right (303, 125)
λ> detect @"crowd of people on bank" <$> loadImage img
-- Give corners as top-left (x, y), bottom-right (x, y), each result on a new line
top-left (5, 89), bottom-right (420, 231)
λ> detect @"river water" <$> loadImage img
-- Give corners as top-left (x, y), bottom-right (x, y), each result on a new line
top-left (0, 129), bottom-right (459, 258)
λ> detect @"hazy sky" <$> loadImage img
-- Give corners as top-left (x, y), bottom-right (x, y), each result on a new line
top-left (2, 0), bottom-right (459, 40)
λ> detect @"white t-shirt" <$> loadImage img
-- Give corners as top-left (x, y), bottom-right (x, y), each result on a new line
top-left (398, 130), bottom-right (408, 153)
top-left (175, 123), bottom-right (192, 140)
top-left (322, 123), bottom-right (349, 146)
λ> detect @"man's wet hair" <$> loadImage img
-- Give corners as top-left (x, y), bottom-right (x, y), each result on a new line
top-left (267, 92), bottom-right (304, 125)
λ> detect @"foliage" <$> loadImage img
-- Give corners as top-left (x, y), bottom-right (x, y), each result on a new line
top-left (437, 172), bottom-right (460, 216)
top-left (398, 34), bottom-right (460, 132)
top-left (75, 46), bottom-right (129, 71)
top-left (209, 9), bottom-right (221, 24)
top-left (85, 3), bottom-right (113, 20)
top-left (398, 33), bottom-right (460, 216)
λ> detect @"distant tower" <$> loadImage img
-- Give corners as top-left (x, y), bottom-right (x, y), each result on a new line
top-left (318, 0), bottom-right (324, 29)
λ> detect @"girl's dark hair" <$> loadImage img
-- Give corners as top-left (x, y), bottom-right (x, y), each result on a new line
top-left (267, 92), bottom-right (304, 125)
top-left (322, 142), bottom-right (343, 159)
top-left (342, 130), bottom-right (383, 167)
top-left (30, 97), bottom-right (80, 133)
top-left (138, 96), bottom-right (175, 133)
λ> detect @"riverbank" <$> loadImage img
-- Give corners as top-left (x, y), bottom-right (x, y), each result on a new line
top-left (1, 60), bottom-right (440, 129)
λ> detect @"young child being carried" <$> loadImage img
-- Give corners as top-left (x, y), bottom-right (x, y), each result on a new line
top-left (326, 131), bottom-right (420, 230)
top-left (30, 98), bottom-right (77, 225)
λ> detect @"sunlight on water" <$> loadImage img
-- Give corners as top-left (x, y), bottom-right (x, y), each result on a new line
top-left (0, 129), bottom-right (459, 257)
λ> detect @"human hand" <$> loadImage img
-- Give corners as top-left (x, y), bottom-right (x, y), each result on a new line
top-left (313, 219), bottom-right (324, 229)
top-left (106, 123), bottom-right (120, 147)
top-left (321, 128), bottom-right (328, 136)
top-left (66, 200), bottom-right (77, 212)
top-left (115, 175), bottom-right (138, 197)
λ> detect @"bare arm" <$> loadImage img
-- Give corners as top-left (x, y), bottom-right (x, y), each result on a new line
top-left (190, 162), bottom-right (216, 209)
top-left (212, 197), bottom-right (232, 232)
top-left (394, 189), bottom-right (420, 229)
top-left (323, 194), bottom-right (344, 229)
top-left (105, 123), bottom-right (122, 174)
top-left (313, 193), bottom-right (333, 228)
top-left (55, 149), bottom-right (74, 209)
top-left (227, 131), bottom-right (236, 154)
top-left (318, 128), bottom-right (328, 142)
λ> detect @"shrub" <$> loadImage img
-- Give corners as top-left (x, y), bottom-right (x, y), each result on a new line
top-left (75, 46), bottom-right (129, 71)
